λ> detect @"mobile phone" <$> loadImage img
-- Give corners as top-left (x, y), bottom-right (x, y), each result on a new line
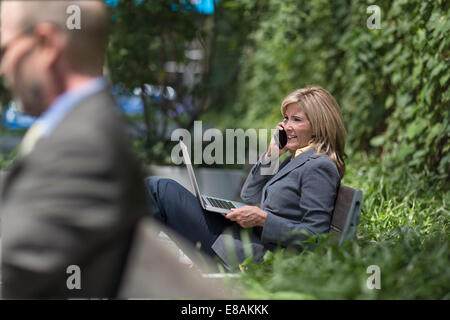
top-left (274, 129), bottom-right (287, 149)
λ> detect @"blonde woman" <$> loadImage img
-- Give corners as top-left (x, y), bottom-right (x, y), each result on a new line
top-left (146, 86), bottom-right (346, 269)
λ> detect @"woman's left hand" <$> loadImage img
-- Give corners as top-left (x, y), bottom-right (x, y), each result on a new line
top-left (225, 206), bottom-right (268, 228)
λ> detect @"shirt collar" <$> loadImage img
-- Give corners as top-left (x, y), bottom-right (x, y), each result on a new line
top-left (291, 144), bottom-right (313, 160)
top-left (36, 77), bottom-right (107, 137)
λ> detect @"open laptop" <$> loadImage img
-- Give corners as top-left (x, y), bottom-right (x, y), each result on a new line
top-left (179, 140), bottom-right (246, 216)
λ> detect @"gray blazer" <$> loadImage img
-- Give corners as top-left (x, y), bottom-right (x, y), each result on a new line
top-left (1, 88), bottom-right (147, 298)
top-left (212, 148), bottom-right (340, 268)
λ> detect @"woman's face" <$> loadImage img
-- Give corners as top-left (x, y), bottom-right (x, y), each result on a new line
top-left (282, 103), bottom-right (313, 152)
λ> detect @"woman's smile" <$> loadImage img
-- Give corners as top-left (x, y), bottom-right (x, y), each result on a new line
top-left (283, 103), bottom-right (313, 152)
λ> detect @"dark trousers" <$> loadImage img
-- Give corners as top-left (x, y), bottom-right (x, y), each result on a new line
top-left (144, 176), bottom-right (234, 258)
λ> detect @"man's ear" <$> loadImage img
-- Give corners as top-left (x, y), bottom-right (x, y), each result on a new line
top-left (34, 23), bottom-right (66, 69)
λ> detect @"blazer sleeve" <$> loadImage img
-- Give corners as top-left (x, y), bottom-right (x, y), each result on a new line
top-left (260, 158), bottom-right (340, 246)
top-left (240, 155), bottom-right (289, 204)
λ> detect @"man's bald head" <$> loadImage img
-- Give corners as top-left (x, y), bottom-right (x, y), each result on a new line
top-left (2, 0), bottom-right (109, 75)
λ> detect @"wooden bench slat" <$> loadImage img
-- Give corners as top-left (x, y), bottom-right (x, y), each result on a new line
top-left (330, 184), bottom-right (363, 245)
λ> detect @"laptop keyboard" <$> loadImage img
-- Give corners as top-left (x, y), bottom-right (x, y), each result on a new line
top-left (205, 197), bottom-right (236, 209)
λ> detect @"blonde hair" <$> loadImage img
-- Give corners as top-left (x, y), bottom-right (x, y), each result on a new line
top-left (281, 86), bottom-right (347, 178)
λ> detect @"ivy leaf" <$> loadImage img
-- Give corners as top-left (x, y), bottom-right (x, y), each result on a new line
top-left (397, 144), bottom-right (415, 161)
top-left (406, 119), bottom-right (428, 140)
top-left (396, 94), bottom-right (411, 109)
top-left (370, 135), bottom-right (385, 147)
top-left (440, 73), bottom-right (449, 87)
top-left (385, 95), bottom-right (395, 109)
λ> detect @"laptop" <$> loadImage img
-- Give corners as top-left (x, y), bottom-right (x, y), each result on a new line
top-left (179, 140), bottom-right (246, 216)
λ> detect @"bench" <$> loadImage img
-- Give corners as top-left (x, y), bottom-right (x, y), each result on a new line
top-left (330, 184), bottom-right (363, 245)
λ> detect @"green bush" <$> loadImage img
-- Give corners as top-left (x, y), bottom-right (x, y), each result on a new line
top-left (240, 229), bottom-right (449, 300)
top-left (219, 0), bottom-right (449, 184)
top-left (237, 152), bottom-right (450, 299)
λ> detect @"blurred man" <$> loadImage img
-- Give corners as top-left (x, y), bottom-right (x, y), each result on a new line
top-left (0, 0), bottom-right (147, 298)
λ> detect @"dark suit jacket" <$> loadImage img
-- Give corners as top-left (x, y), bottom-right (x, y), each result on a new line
top-left (1, 88), bottom-right (147, 299)
top-left (211, 148), bottom-right (340, 268)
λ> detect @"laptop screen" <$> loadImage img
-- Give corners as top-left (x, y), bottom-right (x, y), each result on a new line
top-left (179, 140), bottom-right (206, 209)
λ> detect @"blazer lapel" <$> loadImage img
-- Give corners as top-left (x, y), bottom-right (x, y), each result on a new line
top-left (260, 148), bottom-right (317, 204)
top-left (266, 148), bottom-right (317, 188)
top-left (18, 122), bottom-right (45, 158)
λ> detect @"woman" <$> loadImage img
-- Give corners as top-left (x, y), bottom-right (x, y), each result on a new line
top-left (145, 86), bottom-right (346, 269)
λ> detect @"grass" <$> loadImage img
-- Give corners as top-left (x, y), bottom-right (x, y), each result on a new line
top-left (234, 151), bottom-right (450, 299)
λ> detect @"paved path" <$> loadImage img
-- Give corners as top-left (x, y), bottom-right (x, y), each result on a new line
top-left (0, 135), bottom-right (22, 155)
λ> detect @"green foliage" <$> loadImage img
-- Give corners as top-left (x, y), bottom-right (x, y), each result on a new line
top-left (199, 0), bottom-right (270, 123)
top-left (236, 152), bottom-right (450, 299)
top-left (216, 0), bottom-right (449, 183)
top-left (107, 0), bottom-right (199, 88)
top-left (106, 0), bottom-right (210, 163)
top-left (241, 230), bottom-right (449, 300)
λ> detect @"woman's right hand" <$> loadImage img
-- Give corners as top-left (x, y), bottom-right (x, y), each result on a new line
top-left (266, 121), bottom-right (289, 160)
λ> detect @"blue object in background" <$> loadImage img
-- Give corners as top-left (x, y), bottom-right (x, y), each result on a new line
top-left (104, 0), bottom-right (118, 7)
top-left (171, 0), bottom-right (217, 15)
top-left (113, 84), bottom-right (178, 116)
top-left (189, 0), bottom-right (216, 14)
top-left (0, 87), bottom-right (142, 130)
top-left (105, 0), bottom-right (216, 14)
top-left (1, 84), bottom-right (181, 130)
top-left (1, 88), bottom-right (141, 130)
top-left (1, 102), bottom-right (37, 130)
top-left (113, 86), bottom-right (144, 116)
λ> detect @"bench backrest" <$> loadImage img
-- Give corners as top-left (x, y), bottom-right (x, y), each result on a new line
top-left (330, 185), bottom-right (363, 245)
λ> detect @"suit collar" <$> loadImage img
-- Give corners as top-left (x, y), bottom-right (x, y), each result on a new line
top-left (266, 147), bottom-right (317, 187)
top-left (38, 77), bottom-right (108, 138)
